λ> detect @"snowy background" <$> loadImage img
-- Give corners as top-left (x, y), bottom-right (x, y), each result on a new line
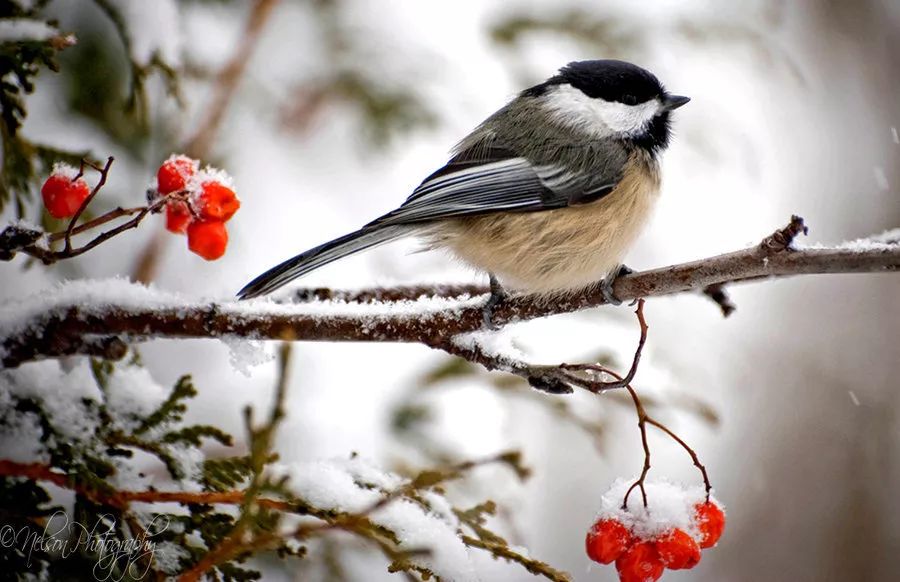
top-left (3, 0), bottom-right (900, 580)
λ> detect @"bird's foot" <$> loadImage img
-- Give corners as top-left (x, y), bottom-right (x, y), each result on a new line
top-left (600, 264), bottom-right (634, 306)
top-left (482, 274), bottom-right (507, 330)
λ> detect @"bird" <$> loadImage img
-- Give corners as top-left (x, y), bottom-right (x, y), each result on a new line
top-left (238, 59), bottom-right (688, 325)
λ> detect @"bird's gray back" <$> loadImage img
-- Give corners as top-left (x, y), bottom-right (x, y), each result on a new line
top-left (455, 97), bottom-right (631, 184)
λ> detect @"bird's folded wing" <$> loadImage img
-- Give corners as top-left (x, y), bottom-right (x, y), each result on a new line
top-left (372, 146), bottom-right (620, 227)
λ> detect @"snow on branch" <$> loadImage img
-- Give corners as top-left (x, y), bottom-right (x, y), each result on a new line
top-left (1, 216), bottom-right (898, 369)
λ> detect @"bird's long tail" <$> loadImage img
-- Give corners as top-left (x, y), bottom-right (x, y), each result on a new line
top-left (237, 225), bottom-right (408, 299)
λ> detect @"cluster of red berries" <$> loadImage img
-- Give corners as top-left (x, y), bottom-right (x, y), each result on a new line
top-left (40, 165), bottom-right (91, 219)
top-left (155, 155), bottom-right (240, 261)
top-left (40, 156), bottom-right (240, 262)
top-left (586, 500), bottom-right (725, 582)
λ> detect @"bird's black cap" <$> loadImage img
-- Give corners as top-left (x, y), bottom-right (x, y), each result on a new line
top-left (523, 60), bottom-right (666, 105)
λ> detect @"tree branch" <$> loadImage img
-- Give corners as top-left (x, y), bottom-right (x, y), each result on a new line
top-left (1, 216), bottom-right (898, 368)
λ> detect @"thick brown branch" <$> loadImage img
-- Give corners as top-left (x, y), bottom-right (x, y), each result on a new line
top-left (2, 217), bottom-right (898, 367)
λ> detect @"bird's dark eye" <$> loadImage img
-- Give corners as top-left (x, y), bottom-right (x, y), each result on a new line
top-left (621, 95), bottom-right (638, 106)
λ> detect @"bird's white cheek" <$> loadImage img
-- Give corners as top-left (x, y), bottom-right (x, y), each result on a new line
top-left (591, 100), bottom-right (659, 133)
top-left (542, 85), bottom-right (659, 137)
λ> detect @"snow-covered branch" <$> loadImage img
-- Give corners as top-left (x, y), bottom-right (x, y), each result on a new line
top-left (1, 216), bottom-right (898, 368)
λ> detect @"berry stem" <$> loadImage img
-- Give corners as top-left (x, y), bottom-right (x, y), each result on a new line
top-left (556, 296), bottom-right (649, 391)
top-left (64, 156), bottom-right (115, 252)
top-left (623, 384), bottom-right (651, 509)
top-left (58, 196), bottom-right (169, 260)
top-left (645, 417), bottom-right (712, 500)
top-left (566, 299), bottom-right (713, 509)
top-left (47, 205), bottom-right (146, 243)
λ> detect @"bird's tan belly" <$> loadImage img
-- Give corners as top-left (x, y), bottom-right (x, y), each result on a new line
top-left (426, 161), bottom-right (660, 294)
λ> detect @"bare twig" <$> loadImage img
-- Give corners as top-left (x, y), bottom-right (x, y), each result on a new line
top-left (645, 417), bottom-right (712, 500)
top-left (602, 377), bottom-right (711, 509)
top-left (48, 206), bottom-right (147, 242)
top-left (620, 385), bottom-right (713, 508)
top-left (0, 155), bottom-right (175, 266)
top-left (622, 385), bottom-right (651, 509)
top-left (559, 299), bottom-right (649, 391)
top-left (435, 300), bottom-right (649, 395)
top-left (27, 197), bottom-right (168, 264)
top-left (64, 156), bottom-right (114, 252)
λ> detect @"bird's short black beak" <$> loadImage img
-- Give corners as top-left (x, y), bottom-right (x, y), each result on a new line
top-left (661, 94), bottom-right (690, 111)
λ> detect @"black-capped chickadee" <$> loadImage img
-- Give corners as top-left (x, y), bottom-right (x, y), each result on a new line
top-left (238, 60), bottom-right (688, 321)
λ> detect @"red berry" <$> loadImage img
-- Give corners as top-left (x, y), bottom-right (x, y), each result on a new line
top-left (41, 174), bottom-right (91, 219)
top-left (615, 542), bottom-right (664, 582)
top-left (157, 156), bottom-right (196, 194)
top-left (656, 528), bottom-right (701, 570)
top-left (196, 181), bottom-right (240, 221)
top-left (586, 519), bottom-right (633, 565)
top-left (165, 201), bottom-right (192, 234)
top-left (187, 220), bottom-right (228, 260)
top-left (694, 501), bottom-right (726, 549)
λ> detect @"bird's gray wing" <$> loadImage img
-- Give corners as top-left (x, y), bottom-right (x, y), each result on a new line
top-left (236, 144), bottom-right (625, 299)
top-left (371, 145), bottom-right (622, 227)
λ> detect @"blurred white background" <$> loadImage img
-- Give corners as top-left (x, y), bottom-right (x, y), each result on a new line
top-left (4, 0), bottom-right (900, 580)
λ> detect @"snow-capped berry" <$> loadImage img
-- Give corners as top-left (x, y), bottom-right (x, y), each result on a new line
top-left (187, 220), bottom-right (228, 260)
top-left (196, 181), bottom-right (240, 221)
top-left (586, 519), bottom-right (633, 565)
top-left (615, 542), bottom-right (664, 582)
top-left (655, 528), bottom-right (701, 570)
top-left (694, 501), bottom-right (726, 549)
top-left (165, 201), bottom-right (192, 234)
top-left (157, 155), bottom-right (197, 194)
top-left (41, 173), bottom-right (91, 219)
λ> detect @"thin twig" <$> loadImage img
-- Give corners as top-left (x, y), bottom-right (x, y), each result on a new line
top-left (622, 385), bottom-right (651, 509)
top-left (436, 300), bottom-right (649, 395)
top-left (60, 197), bottom-right (168, 261)
top-left (590, 362), bottom-right (712, 509)
top-left (1, 193), bottom-right (168, 266)
top-left (48, 206), bottom-right (146, 242)
top-left (560, 299), bottom-right (649, 391)
top-left (64, 156), bottom-right (114, 252)
top-left (645, 417), bottom-right (712, 499)
top-left (454, 299), bottom-right (638, 395)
